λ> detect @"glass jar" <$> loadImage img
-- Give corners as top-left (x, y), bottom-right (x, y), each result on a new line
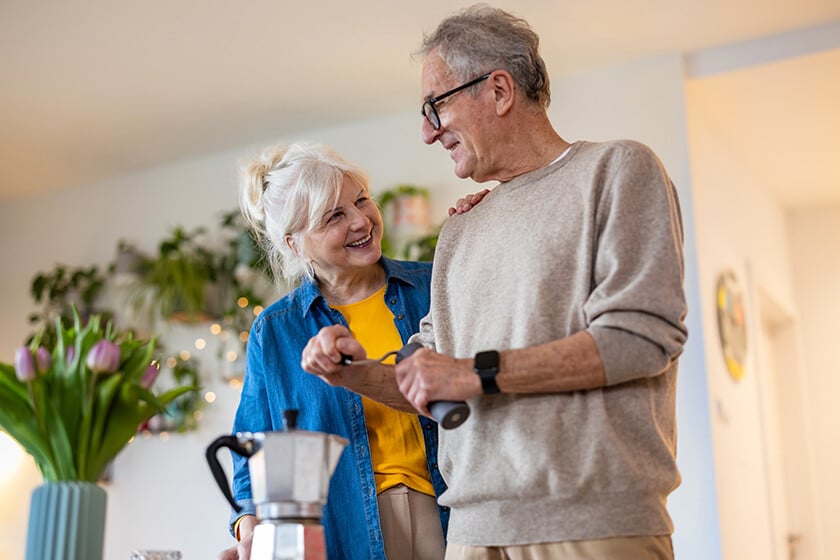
top-left (129, 551), bottom-right (182, 560)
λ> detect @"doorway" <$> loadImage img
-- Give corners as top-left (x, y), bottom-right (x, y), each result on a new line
top-left (751, 281), bottom-right (816, 560)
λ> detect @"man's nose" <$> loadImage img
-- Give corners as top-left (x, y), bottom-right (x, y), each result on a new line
top-left (421, 117), bottom-right (441, 145)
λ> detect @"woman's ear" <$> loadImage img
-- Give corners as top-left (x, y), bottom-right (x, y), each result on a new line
top-left (285, 234), bottom-right (299, 257)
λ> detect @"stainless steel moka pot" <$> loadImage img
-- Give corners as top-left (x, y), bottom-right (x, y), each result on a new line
top-left (206, 410), bottom-right (348, 560)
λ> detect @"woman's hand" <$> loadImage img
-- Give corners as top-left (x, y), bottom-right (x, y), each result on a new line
top-left (217, 515), bottom-right (257, 560)
top-left (301, 325), bottom-right (366, 386)
top-left (301, 325), bottom-right (419, 412)
top-left (448, 188), bottom-right (490, 216)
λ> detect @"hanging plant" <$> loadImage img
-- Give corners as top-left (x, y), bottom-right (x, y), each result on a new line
top-left (131, 226), bottom-right (217, 323)
top-left (28, 264), bottom-right (112, 348)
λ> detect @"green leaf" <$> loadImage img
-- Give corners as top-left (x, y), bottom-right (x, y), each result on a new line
top-left (88, 373), bottom-right (127, 462)
top-left (0, 363), bottom-right (29, 403)
top-left (43, 403), bottom-right (77, 480)
top-left (119, 339), bottom-right (156, 384)
top-left (0, 371), bottom-right (57, 479)
top-left (142, 384), bottom-right (198, 412)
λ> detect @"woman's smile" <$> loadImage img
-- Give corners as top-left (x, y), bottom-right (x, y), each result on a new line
top-left (347, 233), bottom-right (373, 248)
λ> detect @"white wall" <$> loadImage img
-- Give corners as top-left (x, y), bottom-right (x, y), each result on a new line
top-left (685, 74), bottom-right (837, 559)
top-left (787, 204), bottom-right (840, 559)
top-left (0, 53), bottom-right (721, 560)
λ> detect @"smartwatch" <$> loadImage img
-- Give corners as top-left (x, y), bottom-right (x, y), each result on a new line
top-left (474, 350), bottom-right (500, 394)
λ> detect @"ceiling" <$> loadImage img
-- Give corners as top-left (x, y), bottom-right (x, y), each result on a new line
top-left (2, 1), bottom-right (839, 207)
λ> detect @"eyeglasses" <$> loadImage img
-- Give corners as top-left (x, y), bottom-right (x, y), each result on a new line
top-left (421, 73), bottom-right (491, 130)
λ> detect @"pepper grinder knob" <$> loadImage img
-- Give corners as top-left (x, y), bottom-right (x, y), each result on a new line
top-left (282, 409), bottom-right (299, 430)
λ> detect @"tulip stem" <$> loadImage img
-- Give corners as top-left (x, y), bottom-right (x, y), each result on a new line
top-left (77, 371), bottom-right (97, 480)
top-left (27, 380), bottom-right (57, 478)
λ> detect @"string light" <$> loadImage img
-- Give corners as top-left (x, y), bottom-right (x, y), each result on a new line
top-left (228, 377), bottom-right (244, 390)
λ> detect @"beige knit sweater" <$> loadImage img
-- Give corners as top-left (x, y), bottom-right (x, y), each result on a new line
top-left (413, 139), bottom-right (688, 546)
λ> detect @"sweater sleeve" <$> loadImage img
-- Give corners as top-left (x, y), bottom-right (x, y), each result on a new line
top-left (408, 311), bottom-right (437, 350)
top-left (584, 141), bottom-right (688, 386)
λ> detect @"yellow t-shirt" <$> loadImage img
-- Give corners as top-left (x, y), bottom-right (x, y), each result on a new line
top-left (332, 285), bottom-right (434, 496)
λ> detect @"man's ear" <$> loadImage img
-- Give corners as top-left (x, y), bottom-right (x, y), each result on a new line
top-left (490, 70), bottom-right (516, 117)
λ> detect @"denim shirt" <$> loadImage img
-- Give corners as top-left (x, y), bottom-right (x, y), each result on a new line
top-left (228, 257), bottom-right (448, 559)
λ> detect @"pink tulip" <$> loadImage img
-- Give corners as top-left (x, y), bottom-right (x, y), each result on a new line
top-left (14, 346), bottom-right (36, 381)
top-left (85, 340), bottom-right (121, 374)
top-left (35, 347), bottom-right (52, 373)
top-left (140, 362), bottom-right (161, 389)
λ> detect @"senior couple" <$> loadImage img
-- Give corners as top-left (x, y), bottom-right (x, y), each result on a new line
top-left (220, 4), bottom-right (687, 560)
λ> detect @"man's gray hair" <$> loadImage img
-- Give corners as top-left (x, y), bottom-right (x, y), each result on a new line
top-left (416, 3), bottom-right (551, 107)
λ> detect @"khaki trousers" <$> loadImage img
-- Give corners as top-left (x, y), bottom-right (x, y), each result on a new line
top-left (445, 535), bottom-right (674, 560)
top-left (378, 484), bottom-right (446, 560)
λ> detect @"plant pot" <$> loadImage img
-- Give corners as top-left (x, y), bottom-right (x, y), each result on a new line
top-left (381, 193), bottom-right (431, 258)
top-left (25, 481), bottom-right (107, 560)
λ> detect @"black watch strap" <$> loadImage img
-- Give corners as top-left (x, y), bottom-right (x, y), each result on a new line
top-left (474, 350), bottom-right (500, 394)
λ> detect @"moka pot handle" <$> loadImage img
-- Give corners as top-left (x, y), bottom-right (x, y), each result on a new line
top-left (205, 434), bottom-right (255, 513)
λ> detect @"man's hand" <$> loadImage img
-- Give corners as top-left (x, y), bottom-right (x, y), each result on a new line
top-left (393, 347), bottom-right (480, 416)
top-left (448, 189), bottom-right (490, 216)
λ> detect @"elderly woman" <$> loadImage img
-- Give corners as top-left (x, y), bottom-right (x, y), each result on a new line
top-left (219, 141), bottom-right (449, 560)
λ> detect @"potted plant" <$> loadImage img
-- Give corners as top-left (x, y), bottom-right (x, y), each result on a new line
top-left (402, 224), bottom-right (440, 262)
top-left (0, 311), bottom-right (197, 559)
top-left (133, 226), bottom-right (217, 323)
top-left (376, 184), bottom-right (432, 259)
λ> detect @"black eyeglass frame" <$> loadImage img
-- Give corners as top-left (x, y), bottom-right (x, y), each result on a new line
top-left (421, 72), bottom-right (492, 130)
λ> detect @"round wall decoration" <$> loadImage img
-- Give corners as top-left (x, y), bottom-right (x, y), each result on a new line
top-left (715, 269), bottom-right (747, 382)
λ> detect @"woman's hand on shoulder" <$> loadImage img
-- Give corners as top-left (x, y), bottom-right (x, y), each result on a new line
top-left (448, 189), bottom-right (490, 216)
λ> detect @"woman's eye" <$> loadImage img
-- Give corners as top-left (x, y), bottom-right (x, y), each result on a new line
top-left (326, 211), bottom-right (343, 223)
top-left (356, 196), bottom-right (370, 207)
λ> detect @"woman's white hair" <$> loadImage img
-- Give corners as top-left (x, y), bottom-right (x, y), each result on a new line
top-left (239, 141), bottom-right (370, 284)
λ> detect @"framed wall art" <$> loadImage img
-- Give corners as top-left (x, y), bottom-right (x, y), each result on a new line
top-left (715, 269), bottom-right (748, 382)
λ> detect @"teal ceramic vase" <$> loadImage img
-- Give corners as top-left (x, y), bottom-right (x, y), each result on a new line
top-left (25, 481), bottom-right (107, 560)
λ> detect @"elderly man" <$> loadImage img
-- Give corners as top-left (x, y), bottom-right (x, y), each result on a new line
top-left (303, 4), bottom-right (687, 560)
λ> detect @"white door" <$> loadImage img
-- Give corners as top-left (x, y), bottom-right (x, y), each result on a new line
top-left (752, 284), bottom-right (815, 560)
top-left (708, 263), bottom-right (815, 560)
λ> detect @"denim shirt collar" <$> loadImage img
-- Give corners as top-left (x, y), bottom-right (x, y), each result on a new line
top-left (299, 256), bottom-right (420, 316)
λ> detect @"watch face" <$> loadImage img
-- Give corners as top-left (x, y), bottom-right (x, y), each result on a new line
top-left (474, 350), bottom-right (499, 372)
